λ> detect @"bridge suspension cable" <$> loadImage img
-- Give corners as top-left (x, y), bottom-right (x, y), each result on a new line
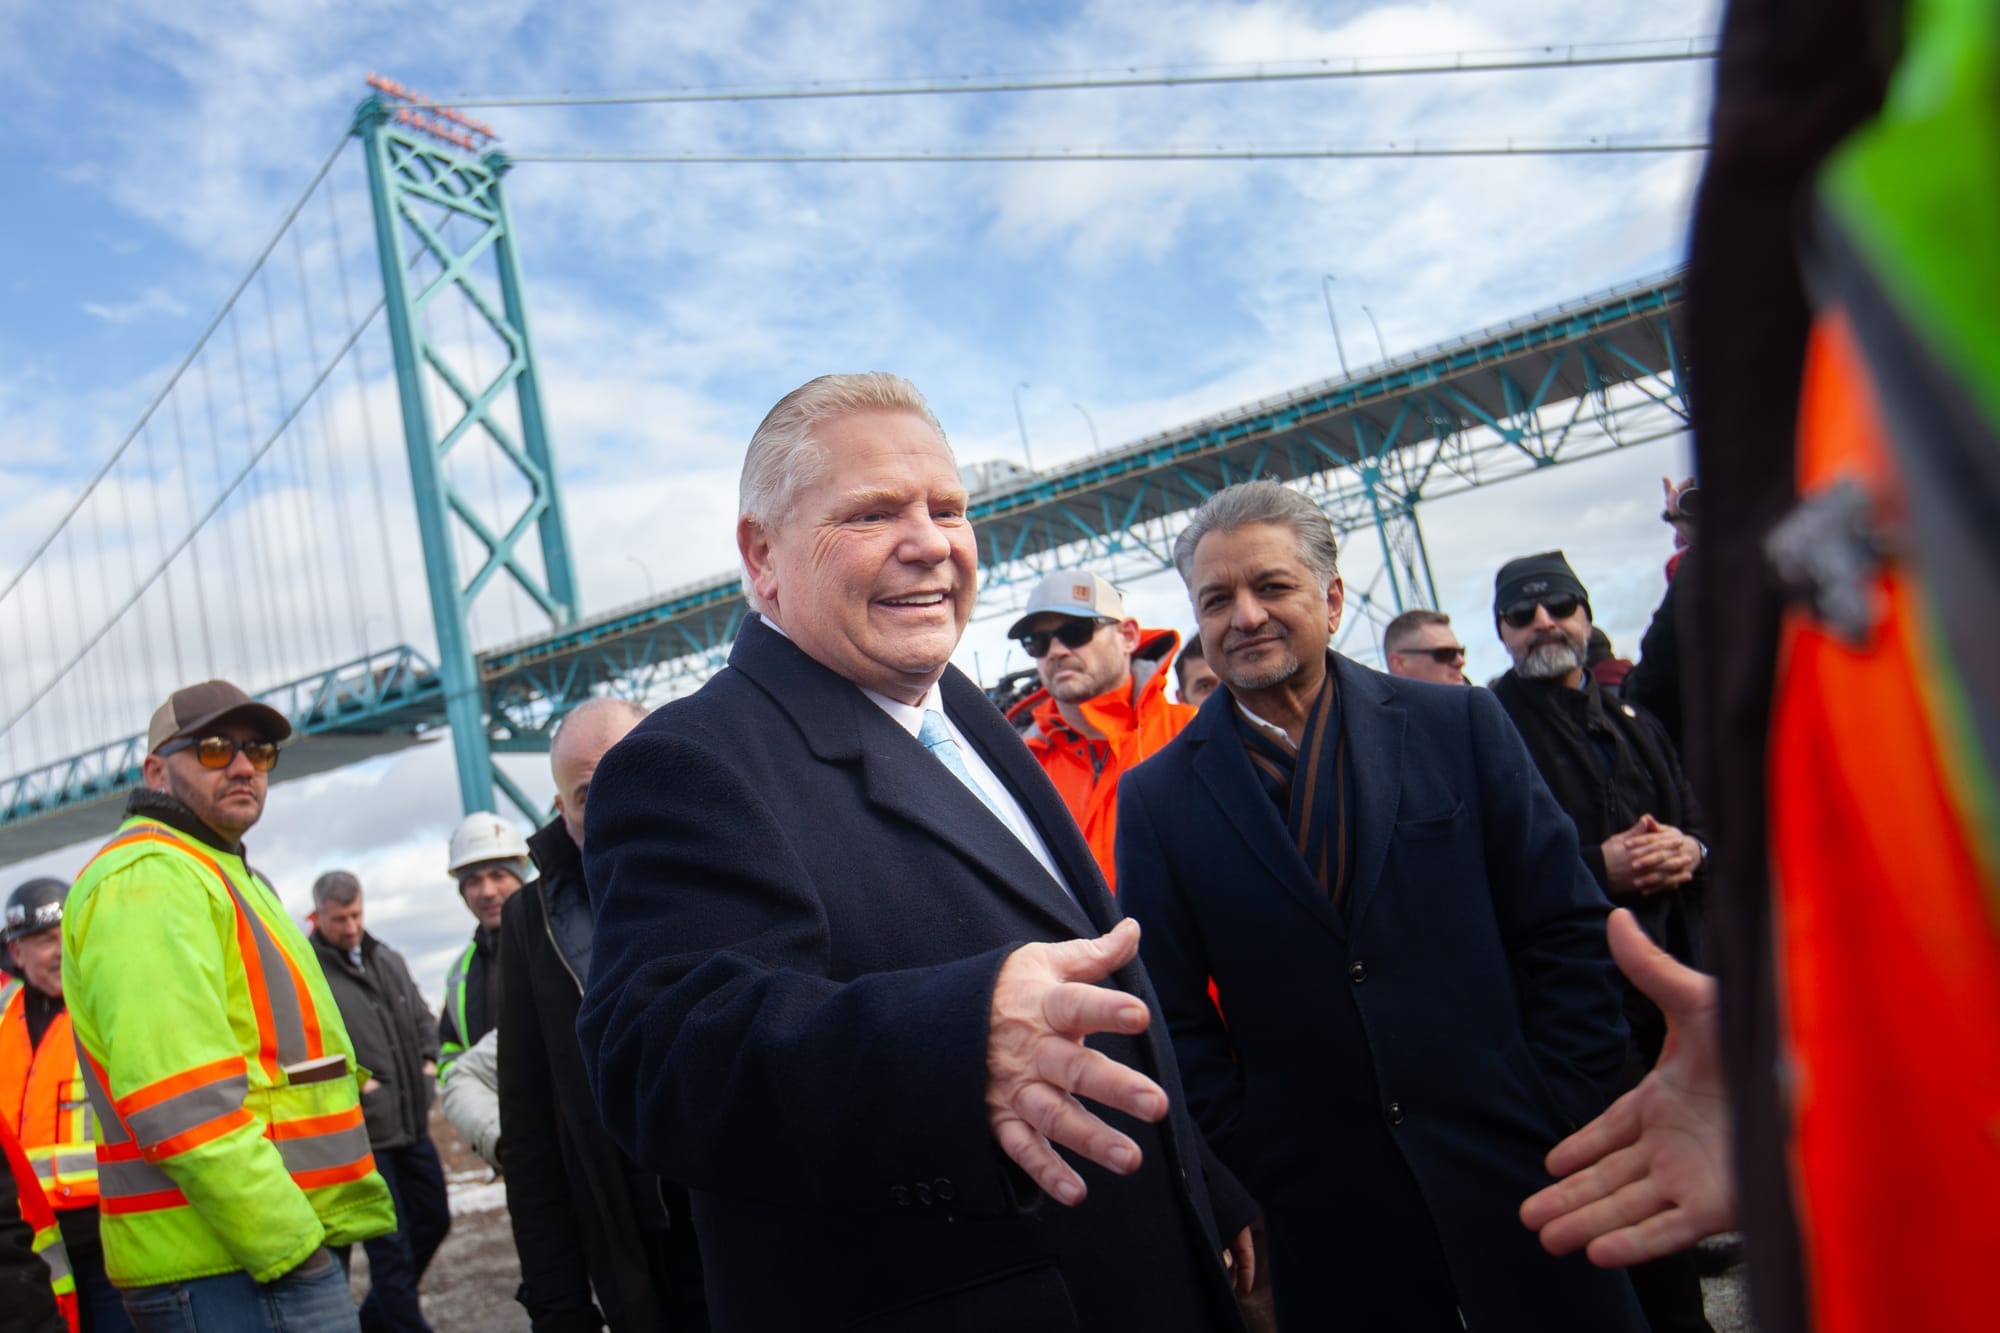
top-left (435, 37), bottom-right (1716, 110)
top-left (510, 137), bottom-right (1711, 165)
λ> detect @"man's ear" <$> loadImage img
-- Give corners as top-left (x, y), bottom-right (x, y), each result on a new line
top-left (1116, 618), bottom-right (1142, 653)
top-left (738, 515), bottom-right (781, 610)
top-left (1325, 575), bottom-right (1346, 636)
top-left (141, 754), bottom-right (166, 790)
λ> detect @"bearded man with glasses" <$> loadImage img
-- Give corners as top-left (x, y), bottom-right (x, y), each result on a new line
top-left (1489, 551), bottom-right (1716, 1333)
top-left (1004, 571), bottom-right (1197, 891)
top-left (62, 680), bottom-right (393, 1331)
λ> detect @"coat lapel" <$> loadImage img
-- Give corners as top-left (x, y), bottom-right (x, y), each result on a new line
top-left (1184, 690), bottom-right (1348, 943)
top-left (1334, 654), bottom-right (1404, 934)
top-left (729, 618), bottom-right (1095, 940)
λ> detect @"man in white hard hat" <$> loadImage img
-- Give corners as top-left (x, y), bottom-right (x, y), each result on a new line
top-left (437, 814), bottom-right (530, 1088)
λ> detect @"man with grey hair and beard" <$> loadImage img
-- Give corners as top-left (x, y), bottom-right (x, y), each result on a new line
top-left (1115, 481), bottom-right (1645, 1331)
top-left (1487, 550), bottom-right (1716, 1333)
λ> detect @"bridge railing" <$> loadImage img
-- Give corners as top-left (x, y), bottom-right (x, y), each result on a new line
top-left (0, 645), bottom-right (440, 827)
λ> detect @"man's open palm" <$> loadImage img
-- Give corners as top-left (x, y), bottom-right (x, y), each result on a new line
top-left (986, 918), bottom-right (1169, 1206)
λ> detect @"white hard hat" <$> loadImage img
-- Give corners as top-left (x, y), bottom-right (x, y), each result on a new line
top-left (447, 812), bottom-right (530, 879)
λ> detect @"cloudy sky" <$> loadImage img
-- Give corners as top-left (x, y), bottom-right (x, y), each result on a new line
top-left (0, 0), bottom-right (1720, 999)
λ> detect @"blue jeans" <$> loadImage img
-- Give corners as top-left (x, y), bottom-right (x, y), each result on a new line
top-left (121, 1248), bottom-right (360, 1332)
top-left (357, 1139), bottom-right (449, 1333)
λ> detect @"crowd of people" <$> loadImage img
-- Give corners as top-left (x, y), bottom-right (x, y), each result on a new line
top-left (3, 369), bottom-right (1723, 1333)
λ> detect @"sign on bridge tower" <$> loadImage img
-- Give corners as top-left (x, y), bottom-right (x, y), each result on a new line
top-left (353, 79), bottom-right (577, 821)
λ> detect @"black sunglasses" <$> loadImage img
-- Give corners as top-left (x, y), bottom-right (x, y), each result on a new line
top-left (1397, 644), bottom-right (1466, 665)
top-left (1016, 617), bottom-right (1115, 659)
top-left (1500, 595), bottom-right (1582, 630)
top-left (158, 735), bottom-right (281, 772)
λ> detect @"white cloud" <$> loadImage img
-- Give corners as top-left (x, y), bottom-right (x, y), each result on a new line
top-left (81, 286), bottom-right (191, 325)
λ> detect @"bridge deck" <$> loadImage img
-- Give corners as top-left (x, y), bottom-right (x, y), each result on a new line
top-left (0, 270), bottom-right (1685, 864)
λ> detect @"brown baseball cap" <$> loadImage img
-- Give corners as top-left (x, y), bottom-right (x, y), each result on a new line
top-left (146, 680), bottom-right (292, 755)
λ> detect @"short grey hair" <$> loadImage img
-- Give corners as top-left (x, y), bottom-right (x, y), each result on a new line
top-left (737, 373), bottom-right (951, 614)
top-left (312, 870), bottom-right (361, 913)
top-left (1172, 480), bottom-right (1341, 591)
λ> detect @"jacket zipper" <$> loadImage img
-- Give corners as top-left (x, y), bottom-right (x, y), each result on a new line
top-left (541, 881), bottom-right (585, 998)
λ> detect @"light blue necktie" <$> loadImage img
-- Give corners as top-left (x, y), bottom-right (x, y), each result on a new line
top-left (919, 709), bottom-right (1011, 827)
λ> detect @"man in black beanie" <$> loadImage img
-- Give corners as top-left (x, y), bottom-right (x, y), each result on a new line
top-left (1489, 550), bottom-right (1716, 1333)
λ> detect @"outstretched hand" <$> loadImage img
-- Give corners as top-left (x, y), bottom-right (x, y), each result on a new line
top-left (1520, 909), bottom-right (1736, 1266)
top-left (985, 918), bottom-right (1168, 1207)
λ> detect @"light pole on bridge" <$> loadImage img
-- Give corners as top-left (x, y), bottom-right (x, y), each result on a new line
top-left (1321, 274), bottom-right (1352, 379)
top-left (1072, 402), bottom-right (1100, 452)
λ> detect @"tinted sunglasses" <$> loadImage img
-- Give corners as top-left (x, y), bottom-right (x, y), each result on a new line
top-left (158, 734), bottom-right (281, 772)
top-left (1016, 617), bottom-right (1115, 659)
top-left (1398, 644), bottom-right (1466, 665)
top-left (1500, 595), bottom-right (1582, 630)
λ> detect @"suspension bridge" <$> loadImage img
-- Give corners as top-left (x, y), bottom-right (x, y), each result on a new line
top-left (0, 57), bottom-right (1695, 868)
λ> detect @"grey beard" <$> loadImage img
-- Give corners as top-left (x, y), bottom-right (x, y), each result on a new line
top-left (1518, 638), bottom-right (1585, 680)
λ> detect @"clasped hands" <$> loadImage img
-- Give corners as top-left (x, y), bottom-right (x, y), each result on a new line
top-left (1602, 814), bottom-right (1701, 895)
top-left (985, 917), bottom-right (1254, 1293)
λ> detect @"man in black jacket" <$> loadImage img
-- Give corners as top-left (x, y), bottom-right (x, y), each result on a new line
top-left (309, 872), bottom-right (449, 1333)
top-left (1487, 551), bottom-right (1714, 1333)
top-left (500, 697), bottom-right (707, 1332)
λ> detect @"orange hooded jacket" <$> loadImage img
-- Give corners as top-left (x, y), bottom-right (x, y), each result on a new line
top-left (1007, 625), bottom-right (1196, 892)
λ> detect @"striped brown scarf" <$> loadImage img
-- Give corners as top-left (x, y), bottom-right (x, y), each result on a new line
top-left (1233, 661), bottom-right (1353, 908)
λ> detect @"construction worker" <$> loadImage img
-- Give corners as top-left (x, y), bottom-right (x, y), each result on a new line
top-left (1004, 570), bottom-right (1194, 890)
top-left (63, 679), bottom-right (393, 1329)
top-left (3, 1095), bottom-right (76, 1331)
top-left (2, 877), bottom-right (126, 1331)
top-left (436, 813), bottom-right (529, 1087)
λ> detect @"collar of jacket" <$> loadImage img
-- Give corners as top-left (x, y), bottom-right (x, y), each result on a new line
top-left (123, 787), bottom-right (246, 857)
top-left (308, 928), bottom-right (378, 977)
top-left (1012, 624), bottom-right (1184, 741)
top-left (1492, 667), bottom-right (1622, 734)
top-left (527, 817), bottom-right (594, 986)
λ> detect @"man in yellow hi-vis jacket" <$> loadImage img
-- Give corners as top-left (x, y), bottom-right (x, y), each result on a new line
top-left (64, 680), bottom-right (393, 1330)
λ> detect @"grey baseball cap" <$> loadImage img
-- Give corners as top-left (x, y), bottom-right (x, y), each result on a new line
top-left (1006, 571), bottom-right (1128, 639)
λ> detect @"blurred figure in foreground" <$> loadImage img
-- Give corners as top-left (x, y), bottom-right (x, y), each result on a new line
top-left (501, 697), bottom-right (707, 1331)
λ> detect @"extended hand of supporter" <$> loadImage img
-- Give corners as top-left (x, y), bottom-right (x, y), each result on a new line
top-left (1223, 1225), bottom-right (1256, 1296)
top-left (986, 918), bottom-right (1168, 1207)
top-left (1520, 910), bottom-right (1736, 1266)
top-left (1626, 814), bottom-right (1701, 893)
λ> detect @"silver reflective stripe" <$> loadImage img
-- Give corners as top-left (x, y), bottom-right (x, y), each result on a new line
top-left (274, 1120), bottom-right (372, 1176)
top-left (34, 1231), bottom-right (70, 1285)
top-left (96, 1155), bottom-right (177, 1199)
top-left (74, 1054), bottom-right (129, 1147)
top-left (221, 880), bottom-right (310, 1069)
top-left (30, 1156), bottom-right (53, 1181)
top-left (52, 1150), bottom-right (98, 1178)
top-left (123, 1072), bottom-right (248, 1150)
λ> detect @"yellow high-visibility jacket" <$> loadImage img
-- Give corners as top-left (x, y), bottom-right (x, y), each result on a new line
top-left (64, 816), bottom-right (394, 1286)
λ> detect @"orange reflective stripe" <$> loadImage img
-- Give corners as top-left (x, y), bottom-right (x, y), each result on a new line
top-left (143, 1107), bottom-right (256, 1161)
top-left (265, 1105), bottom-right (364, 1142)
top-left (291, 1155), bottom-right (379, 1192)
top-left (99, 1186), bottom-right (188, 1216)
top-left (114, 1056), bottom-right (247, 1119)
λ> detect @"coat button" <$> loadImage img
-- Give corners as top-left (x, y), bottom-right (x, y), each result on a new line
top-left (890, 1185), bottom-right (912, 1206)
top-left (1349, 961), bottom-right (1367, 983)
top-left (914, 1181), bottom-right (933, 1206)
top-left (934, 1178), bottom-right (956, 1201)
top-left (1388, 1101), bottom-right (1405, 1126)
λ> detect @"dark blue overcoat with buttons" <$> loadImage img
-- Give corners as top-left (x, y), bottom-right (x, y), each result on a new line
top-left (578, 616), bottom-right (1252, 1333)
top-left (1117, 654), bottom-right (1648, 1332)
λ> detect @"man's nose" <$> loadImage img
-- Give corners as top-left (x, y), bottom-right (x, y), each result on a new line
top-left (224, 748), bottom-right (259, 778)
top-left (897, 514), bottom-right (952, 564)
top-left (1230, 589), bottom-right (1267, 630)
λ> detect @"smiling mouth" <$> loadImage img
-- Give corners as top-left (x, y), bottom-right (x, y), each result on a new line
top-left (878, 591), bottom-right (950, 608)
top-left (1228, 636), bottom-right (1283, 654)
